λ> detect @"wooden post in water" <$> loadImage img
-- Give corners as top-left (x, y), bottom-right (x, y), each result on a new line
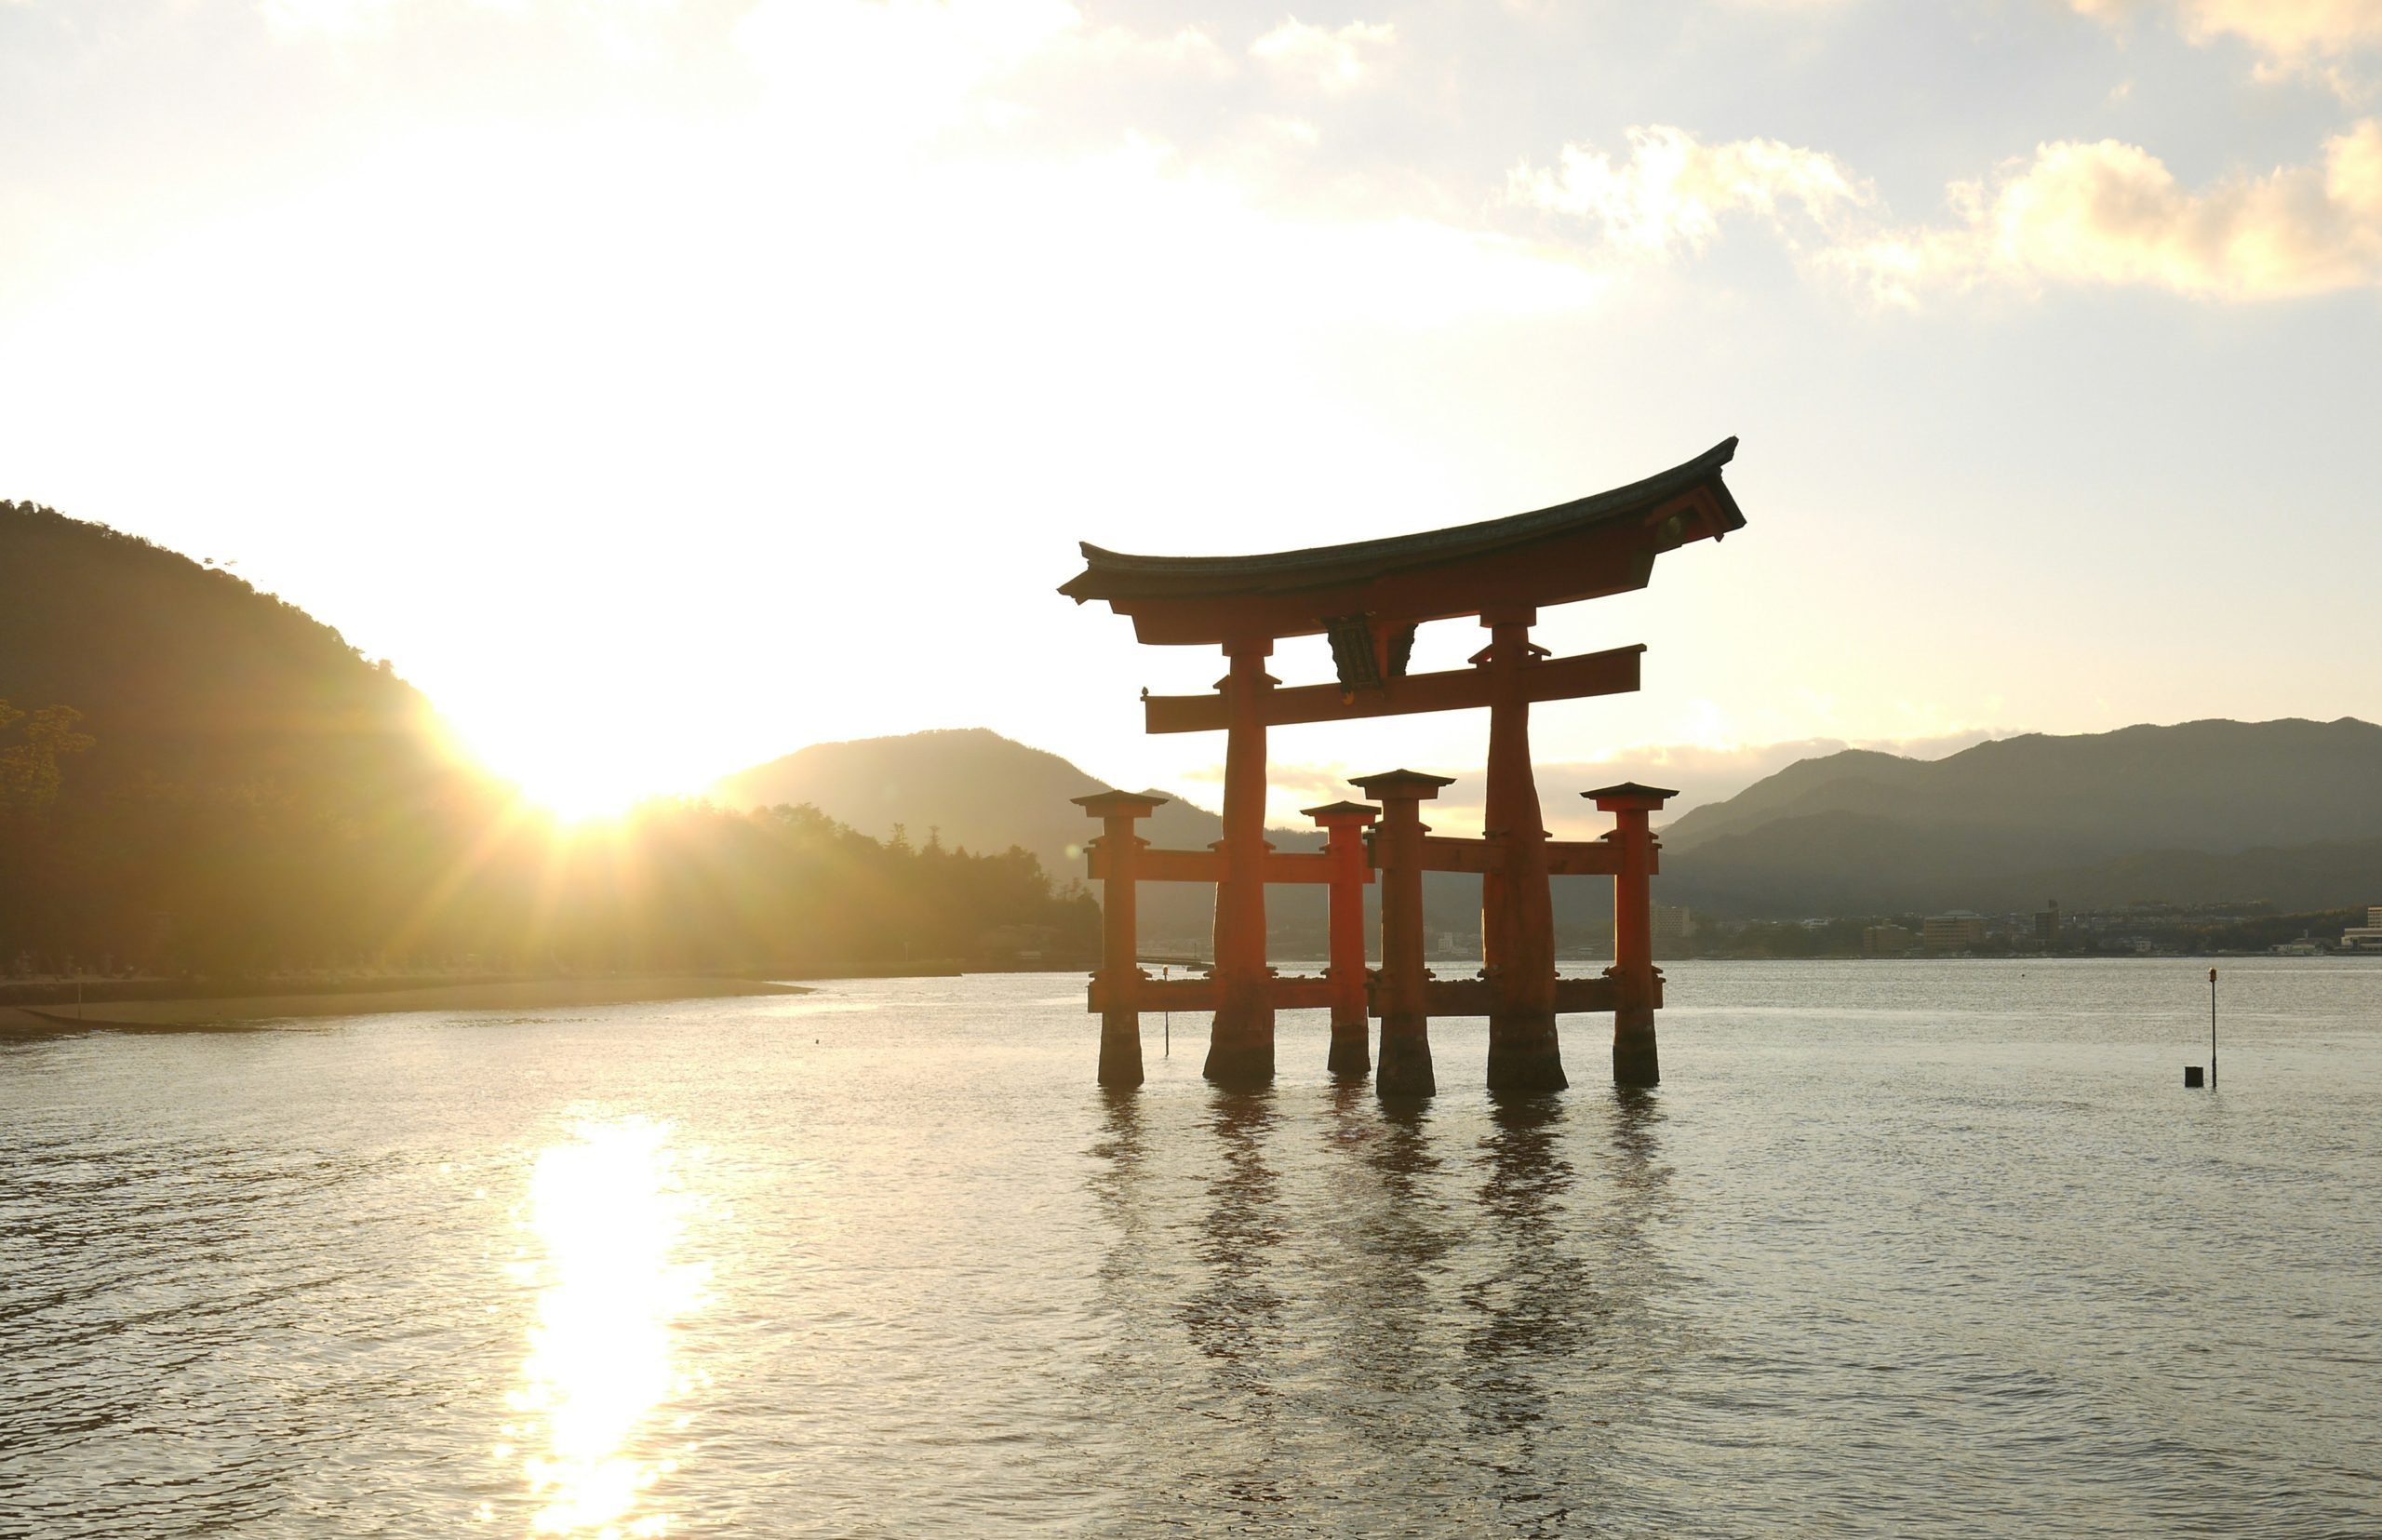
top-left (1586, 783), bottom-right (1677, 1088)
top-left (1075, 791), bottom-right (1167, 1088)
top-left (1206, 639), bottom-right (1278, 1088)
top-left (1305, 800), bottom-right (1381, 1077)
top-left (2209, 966), bottom-right (2217, 1088)
top-left (1354, 770), bottom-right (1453, 1099)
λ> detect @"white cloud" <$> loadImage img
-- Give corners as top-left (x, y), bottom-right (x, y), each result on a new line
top-left (261, 0), bottom-right (676, 38)
top-left (2073, 0), bottom-right (2382, 57)
top-left (1067, 21), bottom-right (1235, 79)
top-left (261, 0), bottom-right (401, 34)
top-left (2072, 1), bottom-right (2382, 87)
top-left (734, 0), bottom-right (1082, 134)
top-left (1515, 120), bottom-right (2382, 302)
top-left (1250, 15), bottom-right (1396, 94)
top-left (1842, 120), bottom-right (2382, 301)
top-left (1507, 124), bottom-right (1872, 259)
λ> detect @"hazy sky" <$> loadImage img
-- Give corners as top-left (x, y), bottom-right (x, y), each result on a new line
top-left (5, 0), bottom-right (2378, 827)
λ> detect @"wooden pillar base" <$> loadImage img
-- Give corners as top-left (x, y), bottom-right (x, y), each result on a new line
top-left (1203, 1030), bottom-right (1274, 1087)
top-left (1098, 1013), bottom-right (1144, 1088)
top-left (1486, 1010), bottom-right (1568, 1091)
top-left (1326, 1019), bottom-right (1370, 1077)
top-left (1376, 1024), bottom-right (1436, 1098)
top-left (1613, 1009), bottom-right (1660, 1088)
top-left (1204, 965), bottom-right (1276, 1086)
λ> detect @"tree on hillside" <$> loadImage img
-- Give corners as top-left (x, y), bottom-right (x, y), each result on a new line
top-left (0, 701), bottom-right (93, 811)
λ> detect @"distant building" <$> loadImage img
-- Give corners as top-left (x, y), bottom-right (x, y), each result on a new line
top-left (1864, 923), bottom-right (1920, 957)
top-left (1923, 911), bottom-right (1990, 952)
top-left (2342, 906), bottom-right (2382, 953)
top-left (1650, 904), bottom-right (1694, 944)
top-left (2032, 900), bottom-right (2061, 950)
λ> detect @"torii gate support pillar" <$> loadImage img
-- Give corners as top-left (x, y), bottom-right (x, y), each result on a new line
top-left (1305, 800), bottom-right (1380, 1077)
top-left (1076, 791), bottom-right (1167, 1088)
top-left (1355, 770), bottom-right (1452, 1099)
top-left (1588, 783), bottom-right (1676, 1088)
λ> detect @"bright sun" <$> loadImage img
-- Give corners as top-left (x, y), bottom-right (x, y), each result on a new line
top-left (517, 770), bottom-right (654, 824)
top-left (461, 727), bottom-right (697, 824)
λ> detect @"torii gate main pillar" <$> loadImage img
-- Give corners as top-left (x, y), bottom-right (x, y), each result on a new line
top-left (1204, 638), bottom-right (1277, 1087)
top-left (1479, 607), bottom-right (1565, 1092)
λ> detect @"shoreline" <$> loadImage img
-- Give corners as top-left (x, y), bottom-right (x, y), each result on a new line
top-left (0, 974), bottom-right (811, 1035)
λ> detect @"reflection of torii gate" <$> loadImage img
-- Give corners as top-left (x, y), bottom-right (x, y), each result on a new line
top-left (1059, 439), bottom-right (1746, 1095)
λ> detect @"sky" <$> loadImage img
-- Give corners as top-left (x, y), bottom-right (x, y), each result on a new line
top-left (4, 0), bottom-right (2378, 831)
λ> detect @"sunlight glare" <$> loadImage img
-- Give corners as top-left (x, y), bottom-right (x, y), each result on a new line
top-left (504, 1118), bottom-right (709, 1537)
top-left (477, 737), bottom-right (694, 824)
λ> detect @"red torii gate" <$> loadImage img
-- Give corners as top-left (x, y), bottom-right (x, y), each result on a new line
top-left (1059, 439), bottom-right (1746, 1094)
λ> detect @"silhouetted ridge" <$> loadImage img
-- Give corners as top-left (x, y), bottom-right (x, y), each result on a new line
top-left (1661, 717), bottom-right (2382, 916)
top-left (713, 727), bottom-right (1339, 945)
top-left (0, 502), bottom-right (1094, 976)
top-left (0, 502), bottom-right (457, 803)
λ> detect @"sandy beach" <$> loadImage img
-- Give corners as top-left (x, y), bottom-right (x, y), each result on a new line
top-left (0, 975), bottom-right (810, 1034)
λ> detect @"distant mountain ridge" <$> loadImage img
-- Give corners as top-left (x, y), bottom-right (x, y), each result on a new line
top-left (711, 727), bottom-right (1259, 877)
top-left (711, 729), bottom-right (1333, 944)
top-left (716, 716), bottom-right (2382, 934)
top-left (1660, 717), bottom-right (2382, 917)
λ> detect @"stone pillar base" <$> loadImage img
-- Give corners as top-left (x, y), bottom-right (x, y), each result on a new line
top-left (1487, 1011), bottom-right (1568, 1091)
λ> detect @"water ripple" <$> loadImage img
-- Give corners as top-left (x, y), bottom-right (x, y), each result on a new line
top-left (3, 962), bottom-right (2380, 1536)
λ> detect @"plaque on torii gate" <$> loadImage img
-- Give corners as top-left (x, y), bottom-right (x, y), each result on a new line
top-left (1059, 438), bottom-right (1746, 1092)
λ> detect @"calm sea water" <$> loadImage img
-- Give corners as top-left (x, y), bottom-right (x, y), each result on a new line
top-left (5, 958), bottom-right (2379, 1538)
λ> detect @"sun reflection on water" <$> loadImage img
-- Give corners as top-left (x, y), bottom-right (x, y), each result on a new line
top-left (503, 1118), bottom-right (709, 1538)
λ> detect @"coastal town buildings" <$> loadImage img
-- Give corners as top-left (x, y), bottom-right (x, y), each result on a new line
top-left (1922, 912), bottom-right (1990, 952)
top-left (1863, 923), bottom-right (1920, 957)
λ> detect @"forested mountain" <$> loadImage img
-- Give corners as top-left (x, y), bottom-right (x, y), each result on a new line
top-left (1658, 718), bottom-right (2382, 917)
top-left (721, 716), bottom-right (2382, 938)
top-left (714, 730), bottom-right (1352, 948)
top-left (714, 728), bottom-right (1262, 886)
top-left (0, 502), bottom-right (1091, 976)
top-left (1, 501), bottom-right (464, 801)
top-left (27, 494), bottom-right (2363, 967)
top-left (717, 730), bottom-right (1617, 950)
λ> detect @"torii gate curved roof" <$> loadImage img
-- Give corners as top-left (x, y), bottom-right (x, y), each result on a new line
top-left (1059, 437), bottom-right (1744, 646)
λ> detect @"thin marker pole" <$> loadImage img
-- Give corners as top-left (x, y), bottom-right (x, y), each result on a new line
top-left (2208, 967), bottom-right (2217, 1088)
